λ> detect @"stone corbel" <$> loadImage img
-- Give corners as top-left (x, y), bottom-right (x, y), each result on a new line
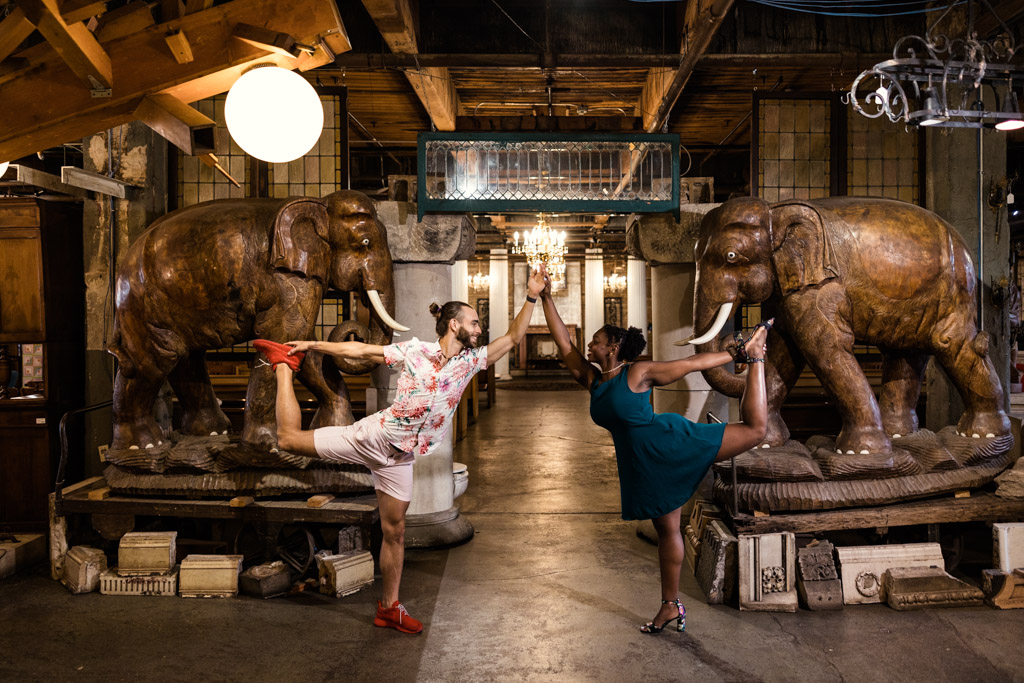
top-left (373, 201), bottom-right (475, 263)
top-left (625, 204), bottom-right (719, 265)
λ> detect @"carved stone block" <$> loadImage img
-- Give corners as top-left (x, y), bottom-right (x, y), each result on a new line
top-left (178, 554), bottom-right (243, 598)
top-left (684, 501), bottom-right (721, 574)
top-left (684, 525), bottom-right (700, 574)
top-left (239, 561), bottom-right (293, 599)
top-left (337, 525), bottom-right (365, 553)
top-left (100, 567), bottom-right (178, 596)
top-left (835, 543), bottom-right (944, 605)
top-left (374, 201), bottom-right (475, 263)
top-left (883, 566), bottom-right (984, 609)
top-left (62, 546), bottom-right (108, 594)
top-left (993, 523), bottom-right (1024, 572)
top-left (695, 520), bottom-right (737, 605)
top-left (982, 568), bottom-right (1024, 609)
top-left (317, 550), bottom-right (374, 598)
top-left (0, 534), bottom-right (46, 580)
top-left (738, 532), bottom-right (798, 612)
top-left (117, 531), bottom-right (176, 576)
top-left (796, 540), bottom-right (843, 611)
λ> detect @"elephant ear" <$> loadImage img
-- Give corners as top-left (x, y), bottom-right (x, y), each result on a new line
top-left (770, 201), bottom-right (839, 295)
top-left (271, 198), bottom-right (331, 282)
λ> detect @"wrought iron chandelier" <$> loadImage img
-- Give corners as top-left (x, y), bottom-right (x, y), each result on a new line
top-left (512, 215), bottom-right (568, 283)
top-left (847, 0), bottom-right (1024, 130)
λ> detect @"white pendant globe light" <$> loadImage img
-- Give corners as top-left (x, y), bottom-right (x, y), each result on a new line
top-left (224, 65), bottom-right (324, 163)
top-left (0, 161), bottom-right (8, 178)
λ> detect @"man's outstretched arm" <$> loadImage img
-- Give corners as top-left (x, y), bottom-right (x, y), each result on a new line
top-left (286, 340), bottom-right (386, 364)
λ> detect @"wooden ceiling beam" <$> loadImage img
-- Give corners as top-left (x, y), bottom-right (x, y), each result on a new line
top-left (17, 0), bottom-right (112, 88)
top-left (94, 1), bottom-right (155, 42)
top-left (0, 0), bottom-right (352, 161)
top-left (0, 6), bottom-right (35, 63)
top-left (360, 0), bottom-right (463, 131)
top-left (60, 0), bottom-right (108, 25)
top-left (134, 93), bottom-right (214, 155)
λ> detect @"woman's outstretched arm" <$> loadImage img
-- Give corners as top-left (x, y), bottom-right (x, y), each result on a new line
top-left (540, 280), bottom-right (598, 388)
top-left (631, 326), bottom-right (769, 391)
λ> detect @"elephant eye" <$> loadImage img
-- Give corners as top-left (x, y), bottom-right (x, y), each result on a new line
top-left (726, 251), bottom-right (737, 261)
top-left (361, 238), bottom-right (370, 246)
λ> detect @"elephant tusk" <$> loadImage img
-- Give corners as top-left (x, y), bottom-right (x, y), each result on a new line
top-left (676, 301), bottom-right (734, 346)
top-left (367, 289), bottom-right (410, 332)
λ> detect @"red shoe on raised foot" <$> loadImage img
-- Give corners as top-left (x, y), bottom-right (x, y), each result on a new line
top-left (253, 339), bottom-right (305, 372)
top-left (374, 601), bottom-right (423, 634)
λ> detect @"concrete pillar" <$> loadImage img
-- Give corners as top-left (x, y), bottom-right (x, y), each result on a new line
top-left (373, 202), bottom-right (476, 547)
top-left (82, 123), bottom-right (168, 478)
top-left (627, 256), bottom-right (647, 335)
top-left (650, 264), bottom-right (729, 423)
top-left (924, 128), bottom-right (1010, 430)
top-left (489, 249), bottom-right (509, 378)
top-left (452, 259), bottom-right (468, 305)
top-left (585, 248), bottom-right (604, 343)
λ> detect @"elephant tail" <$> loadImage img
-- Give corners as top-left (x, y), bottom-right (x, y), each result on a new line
top-left (107, 324), bottom-right (138, 378)
top-left (973, 331), bottom-right (990, 357)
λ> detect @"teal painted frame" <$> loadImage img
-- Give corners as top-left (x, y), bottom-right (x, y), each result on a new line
top-left (417, 132), bottom-right (680, 219)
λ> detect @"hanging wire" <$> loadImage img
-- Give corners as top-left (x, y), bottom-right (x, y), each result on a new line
top-left (749, 0), bottom-right (966, 17)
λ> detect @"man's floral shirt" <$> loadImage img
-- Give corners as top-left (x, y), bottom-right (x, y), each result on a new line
top-left (379, 337), bottom-right (488, 457)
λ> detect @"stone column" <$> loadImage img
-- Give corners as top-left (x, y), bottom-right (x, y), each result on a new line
top-left (452, 259), bottom-right (469, 305)
top-left (373, 201), bottom-right (476, 547)
top-left (924, 128), bottom-right (1010, 429)
top-left (489, 249), bottom-right (510, 378)
top-left (585, 248), bottom-right (604, 343)
top-left (627, 256), bottom-right (647, 335)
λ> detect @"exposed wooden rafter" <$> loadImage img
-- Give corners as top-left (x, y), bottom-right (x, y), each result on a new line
top-left (0, 6), bottom-right (35, 63)
top-left (360, 0), bottom-right (463, 131)
top-left (0, 0), bottom-right (352, 162)
top-left (17, 0), bottom-right (113, 88)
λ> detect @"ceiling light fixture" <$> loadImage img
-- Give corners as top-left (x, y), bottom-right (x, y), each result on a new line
top-left (224, 64), bottom-right (324, 163)
top-left (847, 0), bottom-right (1024, 130)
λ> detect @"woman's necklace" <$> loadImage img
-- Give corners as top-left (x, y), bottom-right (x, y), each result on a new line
top-left (602, 362), bottom-right (625, 375)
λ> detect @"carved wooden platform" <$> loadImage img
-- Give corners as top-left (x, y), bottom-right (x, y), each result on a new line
top-left (712, 427), bottom-right (1016, 512)
top-left (729, 491), bottom-right (1024, 536)
top-left (102, 463), bottom-right (373, 498)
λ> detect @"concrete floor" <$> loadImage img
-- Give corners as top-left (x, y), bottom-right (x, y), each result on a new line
top-left (2, 389), bottom-right (1024, 682)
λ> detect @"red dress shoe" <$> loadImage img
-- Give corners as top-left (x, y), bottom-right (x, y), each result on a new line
top-left (374, 600), bottom-right (423, 634)
top-left (253, 339), bottom-right (304, 372)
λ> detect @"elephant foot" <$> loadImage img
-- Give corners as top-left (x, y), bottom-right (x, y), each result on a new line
top-left (834, 425), bottom-right (891, 456)
top-left (956, 410), bottom-right (1011, 440)
top-left (111, 419), bottom-right (167, 451)
top-left (760, 411), bottom-right (790, 448)
top-left (882, 413), bottom-right (919, 441)
top-left (180, 408), bottom-right (232, 438)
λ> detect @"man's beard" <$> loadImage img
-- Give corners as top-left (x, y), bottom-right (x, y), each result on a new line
top-left (456, 326), bottom-right (477, 348)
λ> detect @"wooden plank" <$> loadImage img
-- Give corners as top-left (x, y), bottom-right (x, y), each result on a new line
top-left (4, 164), bottom-right (90, 198)
top-left (163, 30), bottom-right (193, 64)
top-left (233, 22), bottom-right (299, 58)
top-left (0, 0), bottom-right (351, 162)
top-left (0, 6), bottom-right (36, 63)
top-left (19, 0), bottom-right (112, 88)
top-left (306, 494), bottom-right (335, 508)
top-left (183, 0), bottom-right (214, 15)
top-left (61, 0), bottom-right (107, 25)
top-left (61, 475), bottom-right (105, 496)
top-left (93, 1), bottom-right (154, 43)
top-left (732, 493), bottom-right (1024, 535)
top-left (87, 486), bottom-right (110, 500)
top-left (228, 496), bottom-right (254, 507)
top-left (134, 93), bottom-right (215, 155)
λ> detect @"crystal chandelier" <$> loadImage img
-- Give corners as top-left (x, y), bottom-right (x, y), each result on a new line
top-left (847, 0), bottom-right (1024, 130)
top-left (604, 273), bottom-right (627, 293)
top-left (469, 272), bottom-right (491, 289)
top-left (512, 215), bottom-right (568, 283)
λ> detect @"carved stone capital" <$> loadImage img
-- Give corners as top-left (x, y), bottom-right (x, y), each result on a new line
top-left (374, 201), bottom-right (476, 264)
top-left (625, 203), bottom-right (719, 265)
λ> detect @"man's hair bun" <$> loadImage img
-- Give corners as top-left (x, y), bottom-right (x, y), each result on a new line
top-left (428, 302), bottom-right (442, 318)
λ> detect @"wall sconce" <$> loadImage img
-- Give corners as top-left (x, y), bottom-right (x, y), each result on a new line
top-left (224, 64), bottom-right (324, 163)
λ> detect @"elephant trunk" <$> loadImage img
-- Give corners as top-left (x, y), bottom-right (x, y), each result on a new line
top-left (330, 285), bottom-right (399, 375)
top-left (693, 294), bottom-right (746, 398)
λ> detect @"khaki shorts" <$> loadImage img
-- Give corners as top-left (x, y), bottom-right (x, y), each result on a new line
top-left (313, 416), bottom-right (415, 501)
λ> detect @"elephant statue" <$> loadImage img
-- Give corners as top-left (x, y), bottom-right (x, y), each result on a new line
top-left (107, 190), bottom-right (407, 461)
top-left (688, 196), bottom-right (1010, 469)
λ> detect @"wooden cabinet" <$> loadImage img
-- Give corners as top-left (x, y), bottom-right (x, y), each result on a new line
top-left (0, 198), bottom-right (84, 531)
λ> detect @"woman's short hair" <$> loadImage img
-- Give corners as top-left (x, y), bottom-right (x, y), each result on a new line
top-left (429, 301), bottom-right (471, 337)
top-left (600, 324), bottom-right (647, 362)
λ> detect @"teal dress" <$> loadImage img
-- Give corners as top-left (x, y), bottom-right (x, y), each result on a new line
top-left (590, 367), bottom-right (726, 521)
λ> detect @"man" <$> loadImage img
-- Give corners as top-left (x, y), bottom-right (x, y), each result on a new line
top-left (254, 267), bottom-right (546, 634)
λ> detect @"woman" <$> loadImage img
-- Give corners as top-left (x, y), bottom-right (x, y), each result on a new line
top-left (539, 276), bottom-right (769, 634)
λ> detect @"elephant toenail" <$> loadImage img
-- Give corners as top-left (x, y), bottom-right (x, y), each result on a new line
top-left (222, 430), bottom-right (228, 435)
top-left (860, 450), bottom-right (869, 454)
top-left (210, 431), bottom-right (217, 436)
top-left (145, 443), bottom-right (154, 449)
top-left (972, 433), bottom-right (980, 438)
top-left (892, 433), bottom-right (901, 438)
top-left (846, 450), bottom-right (855, 454)
top-left (270, 447), bottom-right (279, 453)
top-left (762, 444), bottom-right (770, 448)
top-left (129, 445), bottom-right (139, 450)
top-left (836, 449), bottom-right (842, 454)
top-left (986, 433), bottom-right (995, 438)
top-left (157, 440), bottom-right (162, 445)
